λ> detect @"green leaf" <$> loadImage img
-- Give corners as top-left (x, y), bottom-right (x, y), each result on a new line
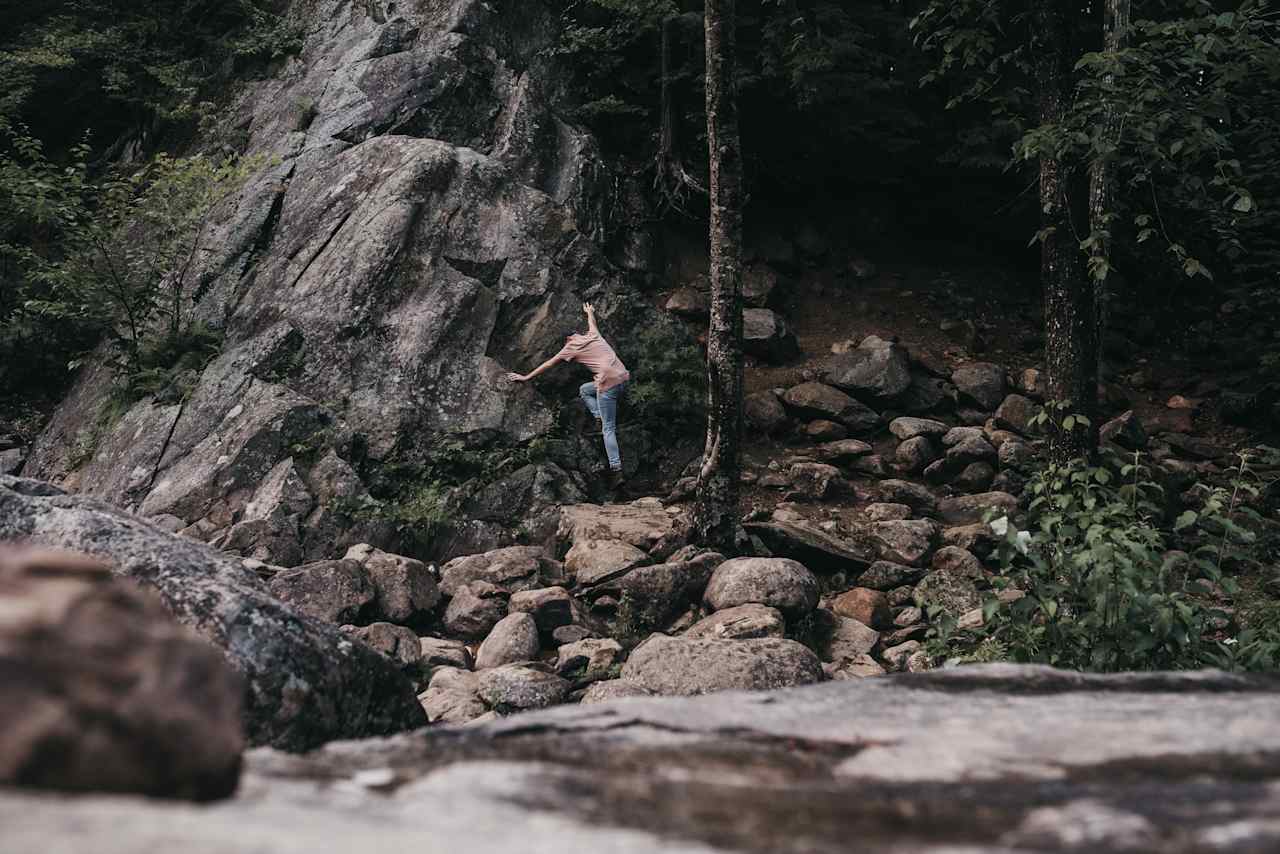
top-left (1174, 510), bottom-right (1198, 531)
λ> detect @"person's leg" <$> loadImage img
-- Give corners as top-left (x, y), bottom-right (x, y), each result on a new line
top-left (578, 381), bottom-right (601, 421)
top-left (598, 383), bottom-right (624, 471)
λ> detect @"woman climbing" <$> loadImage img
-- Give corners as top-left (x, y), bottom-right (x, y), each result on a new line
top-left (506, 302), bottom-right (630, 488)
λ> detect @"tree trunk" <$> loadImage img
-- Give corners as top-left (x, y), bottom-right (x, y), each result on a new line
top-left (1088, 0), bottom-right (1130, 382)
top-left (1036, 0), bottom-right (1098, 463)
top-left (691, 0), bottom-right (744, 550)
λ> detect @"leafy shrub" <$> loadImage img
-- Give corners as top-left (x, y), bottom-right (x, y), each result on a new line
top-left (619, 320), bottom-right (704, 426)
top-left (931, 447), bottom-right (1280, 673)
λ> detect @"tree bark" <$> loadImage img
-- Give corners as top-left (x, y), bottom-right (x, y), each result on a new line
top-left (1036, 0), bottom-right (1098, 463)
top-left (691, 0), bottom-right (744, 550)
top-left (1088, 0), bottom-right (1129, 382)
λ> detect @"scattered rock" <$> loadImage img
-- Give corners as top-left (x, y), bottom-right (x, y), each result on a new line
top-left (888, 417), bottom-right (948, 441)
top-left (565, 537), bottom-right (650, 587)
top-left (876, 479), bottom-right (938, 516)
top-left (898, 373), bottom-right (956, 415)
top-left (475, 612), bottom-right (541, 669)
top-left (558, 503), bottom-right (680, 555)
top-left (443, 581), bottom-right (508, 640)
top-left (551, 625), bottom-right (595, 646)
top-left (941, 524), bottom-right (998, 560)
top-left (418, 637), bottom-right (472, 673)
top-left (604, 552), bottom-right (723, 635)
top-left (810, 610), bottom-right (881, 662)
top-left (742, 264), bottom-right (780, 307)
top-left (579, 679), bottom-right (654, 704)
top-left (344, 544), bottom-right (440, 625)
top-left (0, 548), bottom-right (243, 800)
top-left (555, 638), bottom-right (623, 685)
top-left (418, 668), bottom-right (486, 724)
top-left (809, 439), bottom-right (875, 464)
top-left (830, 587), bottom-right (893, 629)
top-left (952, 363), bottom-right (1006, 411)
top-left (685, 604), bottom-right (786, 640)
top-left (787, 462), bottom-right (844, 500)
top-left (344, 623), bottom-right (421, 669)
top-left (894, 436), bottom-right (937, 474)
top-left (863, 503), bottom-right (910, 522)
top-left (882, 640), bottom-right (922, 671)
top-left (744, 390), bottom-right (789, 434)
top-left (868, 519), bottom-right (938, 567)
top-left (743, 308), bottom-right (801, 362)
top-left (823, 335), bottom-right (912, 402)
top-left (803, 419), bottom-right (848, 442)
top-left (994, 394), bottom-right (1038, 436)
top-left (477, 664), bottom-right (571, 713)
top-left (783, 382), bottom-right (879, 431)
top-left (998, 438), bottom-right (1036, 469)
top-left (824, 654), bottom-right (886, 680)
top-left (1100, 410), bottom-right (1148, 450)
top-left (704, 557), bottom-right (820, 619)
top-left (938, 492), bottom-right (1019, 525)
top-left (953, 461), bottom-right (996, 493)
top-left (744, 519), bottom-right (874, 574)
top-left (439, 546), bottom-right (556, 597)
top-left (268, 559), bottom-right (373, 625)
top-left (508, 586), bottom-right (575, 635)
top-left (621, 634), bottom-right (824, 695)
top-left (858, 560), bottom-right (923, 591)
top-left (665, 287), bottom-right (708, 317)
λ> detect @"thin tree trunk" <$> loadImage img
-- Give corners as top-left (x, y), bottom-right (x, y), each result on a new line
top-left (1036, 0), bottom-right (1098, 463)
top-left (1088, 0), bottom-right (1129, 382)
top-left (691, 0), bottom-right (744, 550)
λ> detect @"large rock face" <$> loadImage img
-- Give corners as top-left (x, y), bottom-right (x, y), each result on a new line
top-left (4, 665), bottom-right (1278, 852)
top-left (23, 0), bottom-right (677, 565)
top-left (0, 477), bottom-right (425, 750)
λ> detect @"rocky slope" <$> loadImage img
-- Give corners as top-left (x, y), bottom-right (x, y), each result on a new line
top-left (20, 0), bottom-right (675, 564)
top-left (4, 665), bottom-right (1279, 853)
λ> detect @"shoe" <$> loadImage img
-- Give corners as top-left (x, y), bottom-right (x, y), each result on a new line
top-left (604, 468), bottom-right (626, 490)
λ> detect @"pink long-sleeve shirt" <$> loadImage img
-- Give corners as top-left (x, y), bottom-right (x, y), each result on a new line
top-left (556, 332), bottom-right (630, 392)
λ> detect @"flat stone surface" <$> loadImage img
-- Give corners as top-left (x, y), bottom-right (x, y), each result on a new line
top-left (7, 665), bottom-right (1279, 853)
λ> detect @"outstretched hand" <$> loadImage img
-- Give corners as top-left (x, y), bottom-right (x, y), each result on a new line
top-left (583, 301), bottom-right (595, 317)
top-left (505, 372), bottom-right (527, 383)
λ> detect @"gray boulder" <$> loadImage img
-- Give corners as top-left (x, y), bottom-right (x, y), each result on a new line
top-left (439, 546), bottom-right (557, 597)
top-left (0, 477), bottom-right (424, 750)
top-left (476, 664), bottom-right (571, 713)
top-left (703, 557), bottom-right (820, 619)
top-left (344, 543), bottom-right (440, 624)
top-left (268, 559), bottom-right (374, 625)
top-left (685, 604), bottom-right (786, 640)
top-left (952, 362), bottom-right (1007, 411)
top-left (343, 622), bottom-right (422, 670)
top-left (443, 581), bottom-right (508, 640)
top-left (823, 335), bottom-right (912, 402)
top-left (622, 634), bottom-right (824, 695)
top-left (475, 612), bottom-right (541, 669)
top-left (744, 390), bottom-right (789, 434)
top-left (782, 382), bottom-right (879, 431)
top-left (743, 308), bottom-right (801, 362)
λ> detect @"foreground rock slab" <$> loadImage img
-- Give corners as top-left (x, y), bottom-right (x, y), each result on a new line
top-left (0, 477), bottom-right (425, 749)
top-left (5, 665), bottom-right (1279, 853)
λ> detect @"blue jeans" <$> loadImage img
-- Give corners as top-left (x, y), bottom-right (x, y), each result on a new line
top-left (579, 381), bottom-right (626, 470)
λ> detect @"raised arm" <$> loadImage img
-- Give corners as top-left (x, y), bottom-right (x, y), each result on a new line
top-left (584, 301), bottom-right (599, 336)
top-left (506, 354), bottom-right (562, 383)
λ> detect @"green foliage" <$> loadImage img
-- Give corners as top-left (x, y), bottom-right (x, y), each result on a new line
top-left (618, 321), bottom-right (705, 425)
top-left (0, 0), bottom-right (304, 144)
top-left (932, 446), bottom-right (1280, 673)
top-left (1, 126), bottom-right (263, 398)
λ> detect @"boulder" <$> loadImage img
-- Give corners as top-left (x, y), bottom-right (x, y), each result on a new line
top-left (665, 287), bottom-right (709, 317)
top-left (915, 547), bottom-right (986, 619)
top-left (564, 537), bottom-right (650, 587)
top-left (558, 502), bottom-right (681, 555)
top-left (941, 524), bottom-right (999, 560)
top-left (744, 390), bottom-right (789, 434)
top-left (897, 373), bottom-right (956, 415)
top-left (994, 394), bottom-right (1039, 436)
top-left (475, 613), bottom-right (541, 669)
top-left (622, 634), bottom-right (824, 695)
top-left (787, 462), bottom-right (844, 500)
top-left (830, 587), bottom-right (893, 629)
top-left (809, 609), bottom-right (881, 662)
top-left (863, 503), bottom-right (911, 522)
top-left (867, 520), bottom-right (938, 567)
top-left (476, 664), bottom-right (571, 713)
top-left (418, 668), bottom-right (486, 725)
top-left (823, 335), bottom-right (912, 402)
top-left (952, 363), bottom-right (1007, 411)
top-left (443, 581), bottom-right (508, 640)
top-left (742, 264), bottom-right (781, 307)
top-left (268, 559), bottom-right (374, 625)
top-left (889, 417), bottom-right (949, 441)
top-left (555, 638), bottom-right (624, 685)
top-left (600, 552), bottom-right (723, 636)
top-left (0, 447), bottom-right (23, 476)
top-left (825, 654), bottom-right (887, 680)
top-left (580, 679), bottom-right (655, 704)
top-left (894, 436), bottom-right (937, 474)
top-left (508, 586), bottom-right (575, 635)
top-left (0, 547), bottom-right (243, 800)
top-left (952, 462), bottom-right (996, 493)
top-left (344, 623), bottom-right (422, 669)
top-left (808, 438), bottom-right (875, 464)
top-left (803, 419), bottom-right (848, 442)
top-left (998, 438), bottom-right (1036, 470)
top-left (858, 560), bottom-right (924, 591)
top-left (439, 546), bottom-right (557, 597)
top-left (876, 479), bottom-right (938, 516)
top-left (743, 308), bottom-right (801, 362)
top-left (418, 637), bottom-right (472, 674)
top-left (743, 519), bottom-right (875, 574)
top-left (937, 492), bottom-right (1019, 525)
top-left (344, 543), bottom-right (440, 625)
top-left (1100, 410), bottom-right (1148, 450)
top-left (0, 478), bottom-right (424, 750)
top-left (704, 557), bottom-right (821, 619)
top-left (782, 382), bottom-right (879, 431)
top-left (684, 604), bottom-right (786, 640)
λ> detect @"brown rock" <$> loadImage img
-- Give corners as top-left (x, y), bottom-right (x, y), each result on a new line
top-left (830, 587), bottom-right (893, 629)
top-left (0, 548), bottom-right (243, 800)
